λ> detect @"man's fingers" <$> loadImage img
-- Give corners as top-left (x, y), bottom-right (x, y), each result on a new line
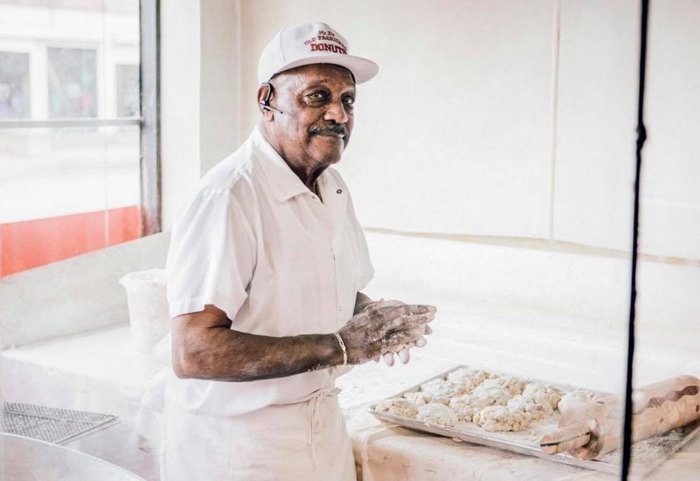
top-left (424, 325), bottom-right (433, 335)
top-left (415, 336), bottom-right (427, 348)
top-left (384, 330), bottom-right (422, 352)
top-left (380, 313), bottom-right (429, 335)
top-left (373, 303), bottom-right (436, 320)
top-left (366, 302), bottom-right (436, 320)
top-left (376, 299), bottom-right (404, 309)
top-left (382, 352), bottom-right (395, 366)
top-left (398, 348), bottom-right (410, 364)
top-left (365, 298), bottom-right (404, 310)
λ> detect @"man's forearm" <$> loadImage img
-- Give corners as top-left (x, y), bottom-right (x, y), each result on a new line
top-left (173, 325), bottom-right (344, 382)
top-left (172, 299), bottom-right (434, 381)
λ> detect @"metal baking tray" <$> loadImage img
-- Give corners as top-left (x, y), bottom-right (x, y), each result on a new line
top-left (369, 366), bottom-right (700, 477)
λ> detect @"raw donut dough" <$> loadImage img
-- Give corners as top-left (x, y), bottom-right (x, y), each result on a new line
top-left (416, 402), bottom-right (459, 428)
top-left (479, 376), bottom-right (527, 396)
top-left (522, 383), bottom-right (562, 411)
top-left (472, 406), bottom-right (531, 432)
top-left (557, 389), bottom-right (600, 413)
top-left (446, 368), bottom-right (492, 395)
top-left (374, 398), bottom-right (418, 418)
top-left (471, 381), bottom-right (513, 407)
top-left (448, 394), bottom-right (479, 422)
top-left (376, 368), bottom-right (569, 434)
top-left (420, 379), bottom-right (456, 405)
top-left (403, 390), bottom-right (432, 406)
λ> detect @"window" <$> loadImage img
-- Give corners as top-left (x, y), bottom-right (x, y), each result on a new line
top-left (0, 0), bottom-right (159, 277)
top-left (0, 51), bottom-right (30, 119)
top-left (116, 64), bottom-right (139, 117)
top-left (47, 47), bottom-right (98, 118)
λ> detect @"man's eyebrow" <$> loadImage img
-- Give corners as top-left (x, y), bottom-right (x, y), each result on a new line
top-left (301, 80), bottom-right (356, 93)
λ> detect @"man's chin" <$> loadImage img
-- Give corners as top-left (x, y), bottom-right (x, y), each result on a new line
top-left (317, 153), bottom-right (342, 166)
top-left (307, 136), bottom-right (347, 165)
top-left (313, 135), bottom-right (345, 147)
top-left (313, 146), bottom-right (345, 164)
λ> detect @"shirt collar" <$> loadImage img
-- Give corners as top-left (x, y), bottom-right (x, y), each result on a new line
top-left (251, 127), bottom-right (338, 204)
top-left (251, 127), bottom-right (312, 203)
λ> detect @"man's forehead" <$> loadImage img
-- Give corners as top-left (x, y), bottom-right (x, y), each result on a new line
top-left (276, 64), bottom-right (355, 89)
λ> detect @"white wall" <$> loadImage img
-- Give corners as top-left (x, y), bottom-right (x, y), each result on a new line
top-left (200, 0), bottom-right (242, 173)
top-left (553, 0), bottom-right (639, 252)
top-left (160, 0), bottom-right (202, 230)
top-left (642, 0), bottom-right (700, 259)
top-left (0, 233), bottom-right (169, 349)
top-left (237, 0), bottom-right (700, 259)
top-left (159, 1), bottom-right (700, 389)
top-left (240, 0), bottom-right (557, 238)
top-left (160, 0), bottom-right (242, 230)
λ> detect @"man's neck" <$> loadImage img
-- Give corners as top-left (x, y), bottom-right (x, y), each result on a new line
top-left (258, 123), bottom-right (326, 191)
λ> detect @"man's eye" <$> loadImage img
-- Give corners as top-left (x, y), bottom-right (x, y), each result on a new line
top-left (307, 91), bottom-right (328, 102)
top-left (343, 96), bottom-right (355, 107)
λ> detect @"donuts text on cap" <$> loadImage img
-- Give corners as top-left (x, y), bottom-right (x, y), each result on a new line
top-left (257, 21), bottom-right (379, 84)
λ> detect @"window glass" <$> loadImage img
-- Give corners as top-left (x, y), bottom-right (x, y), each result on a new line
top-left (47, 47), bottom-right (98, 119)
top-left (0, 125), bottom-right (141, 276)
top-left (0, 0), bottom-right (142, 278)
top-left (0, 51), bottom-right (30, 119)
top-left (116, 64), bottom-right (139, 117)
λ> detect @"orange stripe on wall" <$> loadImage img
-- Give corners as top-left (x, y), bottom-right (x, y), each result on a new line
top-left (0, 206), bottom-right (142, 277)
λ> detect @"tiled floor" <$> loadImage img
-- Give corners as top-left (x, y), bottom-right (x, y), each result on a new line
top-left (65, 421), bottom-right (160, 481)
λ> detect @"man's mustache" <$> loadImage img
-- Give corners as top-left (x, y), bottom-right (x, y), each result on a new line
top-left (310, 125), bottom-right (348, 138)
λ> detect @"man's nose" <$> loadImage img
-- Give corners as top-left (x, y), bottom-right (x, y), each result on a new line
top-left (324, 99), bottom-right (349, 124)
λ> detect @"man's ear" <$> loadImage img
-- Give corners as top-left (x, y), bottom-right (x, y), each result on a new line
top-left (257, 83), bottom-right (275, 118)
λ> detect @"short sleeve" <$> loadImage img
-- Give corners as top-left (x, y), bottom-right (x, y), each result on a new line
top-left (345, 187), bottom-right (374, 292)
top-left (166, 187), bottom-right (256, 321)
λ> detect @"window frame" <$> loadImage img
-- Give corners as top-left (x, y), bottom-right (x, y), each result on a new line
top-left (139, 0), bottom-right (161, 235)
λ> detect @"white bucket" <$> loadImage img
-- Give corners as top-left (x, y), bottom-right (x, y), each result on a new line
top-left (119, 268), bottom-right (170, 353)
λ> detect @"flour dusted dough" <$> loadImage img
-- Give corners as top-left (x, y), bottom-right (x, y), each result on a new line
top-left (557, 389), bottom-right (600, 413)
top-left (376, 368), bottom-right (570, 434)
top-left (480, 376), bottom-right (527, 396)
top-left (470, 381), bottom-right (513, 407)
top-left (472, 406), bottom-right (532, 432)
top-left (403, 390), bottom-right (432, 406)
top-left (416, 402), bottom-right (458, 428)
top-left (374, 398), bottom-right (418, 418)
top-left (419, 378), bottom-right (456, 405)
top-left (446, 368), bottom-right (492, 395)
top-left (523, 383), bottom-right (562, 411)
top-left (448, 395), bottom-right (479, 422)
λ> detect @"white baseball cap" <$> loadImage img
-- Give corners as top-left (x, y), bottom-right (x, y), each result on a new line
top-left (257, 21), bottom-right (379, 84)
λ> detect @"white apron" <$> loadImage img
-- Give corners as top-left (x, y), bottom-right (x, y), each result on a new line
top-left (160, 387), bottom-right (356, 481)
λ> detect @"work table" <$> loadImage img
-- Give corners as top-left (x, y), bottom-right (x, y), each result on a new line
top-left (3, 326), bottom-right (699, 480)
top-left (339, 359), bottom-right (700, 481)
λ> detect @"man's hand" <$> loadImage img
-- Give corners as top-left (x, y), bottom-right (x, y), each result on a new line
top-left (337, 302), bottom-right (436, 365)
top-left (363, 299), bottom-right (434, 365)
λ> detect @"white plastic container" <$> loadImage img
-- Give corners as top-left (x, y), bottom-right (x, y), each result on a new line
top-left (119, 268), bottom-right (169, 353)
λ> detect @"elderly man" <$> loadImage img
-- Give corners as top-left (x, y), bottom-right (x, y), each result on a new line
top-left (162, 21), bottom-right (436, 481)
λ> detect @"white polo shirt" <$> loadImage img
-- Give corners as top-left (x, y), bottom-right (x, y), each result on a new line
top-left (165, 127), bottom-right (374, 416)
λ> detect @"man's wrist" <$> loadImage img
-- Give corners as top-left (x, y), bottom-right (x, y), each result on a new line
top-left (306, 333), bottom-right (346, 372)
top-left (334, 332), bottom-right (348, 365)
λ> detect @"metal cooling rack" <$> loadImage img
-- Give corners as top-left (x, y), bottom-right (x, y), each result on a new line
top-left (0, 402), bottom-right (118, 444)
